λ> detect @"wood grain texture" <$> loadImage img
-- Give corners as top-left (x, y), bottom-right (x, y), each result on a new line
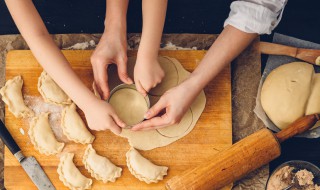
top-left (4, 50), bottom-right (232, 190)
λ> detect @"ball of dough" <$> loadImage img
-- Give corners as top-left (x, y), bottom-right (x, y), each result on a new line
top-left (261, 62), bottom-right (314, 129)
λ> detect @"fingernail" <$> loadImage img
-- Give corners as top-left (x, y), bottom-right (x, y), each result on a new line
top-left (144, 111), bottom-right (150, 119)
top-left (127, 77), bottom-right (133, 84)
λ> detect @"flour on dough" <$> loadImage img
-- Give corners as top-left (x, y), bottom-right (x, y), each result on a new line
top-left (58, 153), bottom-right (92, 190)
top-left (126, 147), bottom-right (168, 184)
top-left (119, 57), bottom-right (206, 150)
top-left (38, 71), bottom-right (72, 106)
top-left (109, 88), bottom-right (148, 126)
top-left (61, 103), bottom-right (95, 144)
top-left (261, 62), bottom-right (314, 130)
top-left (0, 75), bottom-right (34, 118)
top-left (83, 144), bottom-right (122, 183)
top-left (29, 113), bottom-right (64, 155)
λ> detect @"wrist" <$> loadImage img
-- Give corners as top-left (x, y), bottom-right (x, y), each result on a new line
top-left (137, 47), bottom-right (159, 61)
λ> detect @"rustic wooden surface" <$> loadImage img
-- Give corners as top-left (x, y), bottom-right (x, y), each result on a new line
top-left (4, 50), bottom-right (232, 189)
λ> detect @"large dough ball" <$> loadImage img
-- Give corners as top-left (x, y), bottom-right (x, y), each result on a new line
top-left (261, 62), bottom-right (314, 129)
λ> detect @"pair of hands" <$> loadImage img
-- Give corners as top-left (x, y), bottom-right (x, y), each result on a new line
top-left (84, 32), bottom-right (198, 134)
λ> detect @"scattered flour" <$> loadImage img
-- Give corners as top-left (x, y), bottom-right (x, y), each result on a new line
top-left (24, 95), bottom-right (69, 142)
top-left (19, 128), bottom-right (25, 135)
top-left (161, 42), bottom-right (197, 50)
top-left (64, 40), bottom-right (96, 50)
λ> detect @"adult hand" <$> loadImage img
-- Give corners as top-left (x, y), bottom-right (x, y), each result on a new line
top-left (134, 56), bottom-right (165, 96)
top-left (131, 81), bottom-right (200, 131)
top-left (84, 98), bottom-right (125, 134)
top-left (91, 32), bottom-right (133, 100)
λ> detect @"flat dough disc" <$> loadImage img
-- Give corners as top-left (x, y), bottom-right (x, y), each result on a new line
top-left (156, 109), bottom-right (193, 138)
top-left (261, 62), bottom-right (314, 129)
top-left (109, 88), bottom-right (148, 126)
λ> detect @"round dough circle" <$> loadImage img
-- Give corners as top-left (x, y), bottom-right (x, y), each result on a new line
top-left (109, 88), bottom-right (148, 126)
top-left (261, 62), bottom-right (314, 130)
top-left (149, 57), bottom-right (179, 96)
top-left (156, 109), bottom-right (193, 138)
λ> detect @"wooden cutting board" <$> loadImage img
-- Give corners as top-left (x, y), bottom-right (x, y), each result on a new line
top-left (4, 50), bottom-right (232, 190)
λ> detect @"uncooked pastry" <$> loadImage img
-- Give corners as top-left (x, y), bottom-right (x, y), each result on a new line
top-left (29, 113), bottom-right (64, 155)
top-left (61, 103), bottom-right (95, 144)
top-left (58, 153), bottom-right (92, 190)
top-left (109, 88), bottom-right (148, 126)
top-left (306, 74), bottom-right (320, 129)
top-left (0, 75), bottom-right (34, 118)
top-left (261, 62), bottom-right (314, 129)
top-left (82, 144), bottom-right (122, 183)
top-left (126, 147), bottom-right (168, 184)
top-left (119, 57), bottom-right (206, 150)
top-left (38, 71), bottom-right (72, 105)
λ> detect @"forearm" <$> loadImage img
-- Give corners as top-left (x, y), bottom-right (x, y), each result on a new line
top-left (138, 0), bottom-right (168, 59)
top-left (185, 25), bottom-right (257, 92)
top-left (5, 0), bottom-right (96, 110)
top-left (104, 0), bottom-right (128, 37)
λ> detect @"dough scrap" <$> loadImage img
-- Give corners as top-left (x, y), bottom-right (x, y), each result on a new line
top-left (261, 62), bottom-right (314, 129)
top-left (28, 113), bottom-right (64, 155)
top-left (119, 57), bottom-right (206, 150)
top-left (0, 76), bottom-right (34, 118)
top-left (38, 71), bottom-right (72, 105)
top-left (109, 88), bottom-right (148, 126)
top-left (126, 147), bottom-right (168, 184)
top-left (61, 103), bottom-right (95, 144)
top-left (156, 108), bottom-right (193, 138)
top-left (83, 144), bottom-right (122, 183)
top-left (58, 153), bottom-right (92, 190)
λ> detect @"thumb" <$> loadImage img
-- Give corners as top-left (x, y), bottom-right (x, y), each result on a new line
top-left (117, 57), bottom-right (133, 84)
top-left (144, 98), bottom-right (166, 119)
top-left (111, 113), bottom-right (126, 128)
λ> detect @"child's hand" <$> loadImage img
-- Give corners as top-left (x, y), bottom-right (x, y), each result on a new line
top-left (91, 33), bottom-right (133, 100)
top-left (134, 56), bottom-right (165, 96)
top-left (84, 98), bottom-right (125, 135)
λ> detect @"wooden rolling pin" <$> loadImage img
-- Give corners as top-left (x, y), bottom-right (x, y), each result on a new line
top-left (166, 114), bottom-right (320, 190)
top-left (260, 41), bottom-right (320, 65)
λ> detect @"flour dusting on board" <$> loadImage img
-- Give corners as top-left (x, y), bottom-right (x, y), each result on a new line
top-left (24, 95), bottom-right (69, 142)
top-left (64, 40), bottom-right (96, 50)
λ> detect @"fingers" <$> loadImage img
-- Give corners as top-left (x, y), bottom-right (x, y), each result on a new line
top-left (93, 63), bottom-right (110, 100)
top-left (108, 122), bottom-right (122, 135)
top-left (144, 97), bottom-right (166, 119)
top-left (135, 80), bottom-right (147, 97)
top-left (117, 57), bottom-right (133, 84)
top-left (131, 114), bottom-right (170, 131)
top-left (111, 113), bottom-right (126, 128)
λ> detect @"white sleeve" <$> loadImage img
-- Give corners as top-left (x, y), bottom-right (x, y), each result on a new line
top-left (224, 0), bottom-right (287, 35)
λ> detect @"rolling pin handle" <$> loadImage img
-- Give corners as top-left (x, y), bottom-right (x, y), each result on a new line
top-left (275, 114), bottom-right (320, 143)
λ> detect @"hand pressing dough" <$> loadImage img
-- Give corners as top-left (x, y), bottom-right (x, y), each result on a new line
top-left (126, 147), bottom-right (168, 184)
top-left (107, 56), bottom-right (179, 96)
top-left (306, 74), bottom-right (320, 129)
top-left (120, 57), bottom-right (206, 150)
top-left (261, 62), bottom-right (314, 129)
top-left (58, 153), bottom-right (92, 190)
top-left (38, 71), bottom-right (72, 105)
top-left (29, 113), bottom-right (64, 155)
top-left (156, 108), bottom-right (193, 138)
top-left (61, 103), bottom-right (95, 144)
top-left (109, 87), bottom-right (148, 126)
top-left (0, 76), bottom-right (34, 118)
top-left (82, 144), bottom-right (122, 183)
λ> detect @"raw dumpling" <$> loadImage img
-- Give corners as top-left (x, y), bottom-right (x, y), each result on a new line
top-left (61, 103), bottom-right (95, 144)
top-left (83, 144), bottom-right (122, 183)
top-left (0, 75), bottom-right (34, 118)
top-left (28, 113), bottom-right (64, 155)
top-left (38, 71), bottom-right (72, 105)
top-left (58, 153), bottom-right (92, 190)
top-left (126, 147), bottom-right (168, 184)
top-left (261, 62), bottom-right (314, 129)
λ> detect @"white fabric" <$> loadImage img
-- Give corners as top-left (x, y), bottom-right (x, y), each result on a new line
top-left (224, 0), bottom-right (287, 34)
